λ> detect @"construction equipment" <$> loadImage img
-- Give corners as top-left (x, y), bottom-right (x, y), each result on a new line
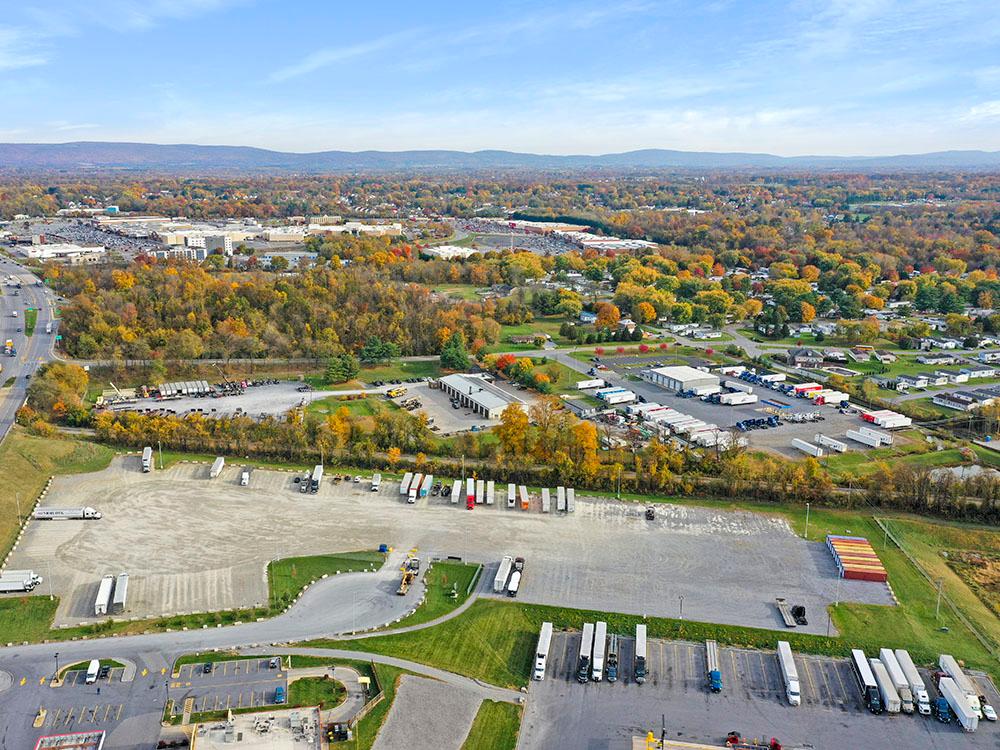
top-left (396, 569), bottom-right (415, 595)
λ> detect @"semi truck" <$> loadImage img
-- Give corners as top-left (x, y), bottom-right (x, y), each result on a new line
top-left (533, 622), bottom-right (553, 680)
top-left (494, 556), bottom-right (513, 593)
top-left (409, 474), bottom-right (423, 503)
top-left (419, 474), bottom-right (433, 498)
top-left (310, 465), bottom-right (324, 493)
top-left (894, 648), bottom-right (931, 715)
top-left (939, 654), bottom-right (981, 716)
top-left (850, 649), bottom-right (884, 713)
top-left (451, 479), bottom-right (462, 504)
top-left (814, 433), bottom-right (848, 453)
top-left (577, 623), bottom-right (595, 684)
top-left (370, 473), bottom-right (381, 492)
top-left (94, 574), bottom-right (115, 616)
top-left (706, 640), bottom-right (723, 692)
top-left (507, 483), bottom-right (516, 508)
top-left (519, 485), bottom-right (529, 510)
top-left (210, 456), bottom-right (225, 478)
top-left (634, 624), bottom-right (647, 684)
top-left (141, 446), bottom-right (153, 472)
top-left (591, 621), bottom-right (607, 681)
top-left (475, 479), bottom-right (485, 505)
top-left (0, 569), bottom-right (42, 593)
top-left (567, 487), bottom-right (575, 512)
top-left (859, 426), bottom-right (892, 446)
top-left (846, 429), bottom-right (883, 448)
top-left (776, 641), bottom-right (800, 706)
top-left (869, 658), bottom-right (902, 713)
top-left (112, 572), bottom-right (129, 614)
top-left (879, 648), bottom-right (914, 713)
top-left (400, 472), bottom-right (414, 496)
top-left (940, 676), bottom-right (980, 732)
top-left (576, 378), bottom-right (606, 390)
top-left (486, 480), bottom-right (495, 505)
top-left (557, 486), bottom-right (566, 512)
top-left (33, 506), bottom-right (102, 520)
top-left (541, 488), bottom-right (551, 513)
top-left (606, 634), bottom-right (620, 682)
top-left (506, 570), bottom-right (521, 597)
top-left (466, 478), bottom-right (475, 504)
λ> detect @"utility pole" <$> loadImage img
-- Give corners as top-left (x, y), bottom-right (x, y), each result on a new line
top-left (936, 578), bottom-right (944, 621)
top-left (158, 440), bottom-right (163, 470)
top-left (678, 595), bottom-right (684, 620)
top-left (804, 502), bottom-right (810, 541)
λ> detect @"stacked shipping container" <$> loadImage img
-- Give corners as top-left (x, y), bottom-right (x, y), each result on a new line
top-left (826, 534), bottom-right (888, 582)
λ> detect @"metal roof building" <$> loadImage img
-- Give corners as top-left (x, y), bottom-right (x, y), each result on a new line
top-left (438, 373), bottom-right (522, 420)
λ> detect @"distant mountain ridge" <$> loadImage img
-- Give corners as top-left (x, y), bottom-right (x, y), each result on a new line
top-left (1, 141), bottom-right (999, 172)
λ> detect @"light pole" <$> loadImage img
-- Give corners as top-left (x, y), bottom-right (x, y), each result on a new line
top-left (678, 595), bottom-right (684, 620)
top-left (804, 502), bottom-right (810, 541)
top-left (158, 440), bottom-right (163, 470)
top-left (54, 651), bottom-right (59, 680)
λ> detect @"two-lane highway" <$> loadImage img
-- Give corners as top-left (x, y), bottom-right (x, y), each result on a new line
top-left (0, 256), bottom-right (58, 444)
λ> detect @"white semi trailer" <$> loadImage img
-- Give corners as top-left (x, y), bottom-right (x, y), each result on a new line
top-left (533, 622), bottom-right (553, 680)
top-left (34, 507), bottom-right (102, 520)
top-left (869, 658), bottom-right (901, 713)
top-left (776, 641), bottom-right (801, 706)
top-left (894, 648), bottom-right (930, 715)
top-left (879, 648), bottom-right (913, 713)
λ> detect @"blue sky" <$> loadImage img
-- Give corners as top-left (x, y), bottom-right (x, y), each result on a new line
top-left (1, 0), bottom-right (1000, 155)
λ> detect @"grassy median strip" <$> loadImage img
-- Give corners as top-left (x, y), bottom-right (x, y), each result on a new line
top-left (268, 551), bottom-right (385, 610)
top-left (288, 675), bottom-right (346, 709)
top-left (386, 561), bottom-right (481, 629)
top-left (24, 307), bottom-right (37, 336)
top-left (461, 700), bottom-right (522, 750)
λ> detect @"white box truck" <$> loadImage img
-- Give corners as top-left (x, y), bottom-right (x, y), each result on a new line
top-left (592, 621), bottom-right (607, 681)
top-left (452, 479), bottom-right (462, 504)
top-left (541, 488), bottom-right (551, 513)
top-left (475, 479), bottom-right (485, 505)
top-left (466, 478), bottom-right (475, 505)
top-left (507, 483), bottom-right (516, 508)
top-left (371, 473), bottom-right (381, 492)
top-left (894, 648), bottom-right (930, 715)
top-left (486, 480), bottom-right (495, 505)
top-left (567, 487), bottom-right (575, 512)
top-left (777, 641), bottom-right (801, 706)
top-left (576, 378), bottom-right (606, 390)
top-left (634, 624), bottom-right (647, 684)
top-left (941, 676), bottom-right (979, 732)
top-left (210, 456), bottom-right (225, 478)
top-left (879, 648), bottom-right (913, 713)
top-left (94, 574), bottom-right (115, 616)
top-left (494, 556), bottom-right (513, 593)
top-left (577, 623), bottom-right (595, 684)
top-left (869, 658), bottom-right (901, 713)
top-left (400, 472), bottom-right (414, 496)
top-left (141, 446), bottom-right (153, 472)
top-left (814, 434), bottom-right (848, 453)
top-left (533, 622), bottom-right (553, 680)
top-left (34, 506), bottom-right (102, 520)
top-left (85, 659), bottom-right (100, 684)
top-left (0, 569), bottom-right (42, 593)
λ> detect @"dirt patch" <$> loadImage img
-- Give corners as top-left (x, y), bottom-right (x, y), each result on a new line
top-left (948, 550), bottom-right (1000, 619)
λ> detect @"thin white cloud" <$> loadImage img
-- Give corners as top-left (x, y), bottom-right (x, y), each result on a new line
top-left (0, 26), bottom-right (48, 71)
top-left (962, 100), bottom-right (1000, 122)
top-left (267, 30), bottom-right (421, 83)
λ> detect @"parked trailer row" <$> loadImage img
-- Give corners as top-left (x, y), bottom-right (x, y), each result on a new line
top-left (862, 409), bottom-right (913, 429)
top-left (846, 429), bottom-right (883, 448)
top-left (850, 649), bottom-right (884, 714)
top-left (895, 648), bottom-right (931, 715)
top-left (791, 438), bottom-right (824, 458)
top-left (941, 676), bottom-right (980, 732)
top-left (859, 425), bottom-right (892, 446)
top-left (879, 648), bottom-right (914, 713)
top-left (814, 433), bottom-right (848, 453)
top-left (719, 391), bottom-right (758, 405)
top-left (939, 654), bottom-right (981, 715)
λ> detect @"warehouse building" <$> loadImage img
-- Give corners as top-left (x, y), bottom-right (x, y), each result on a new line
top-left (437, 373), bottom-right (522, 419)
top-left (641, 365), bottom-right (720, 393)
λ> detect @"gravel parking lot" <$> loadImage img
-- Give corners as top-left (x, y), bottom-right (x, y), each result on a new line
top-left (520, 633), bottom-right (1000, 750)
top-left (8, 459), bottom-right (891, 631)
top-left (372, 675), bottom-right (482, 750)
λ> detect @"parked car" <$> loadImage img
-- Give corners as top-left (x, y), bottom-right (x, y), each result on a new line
top-left (202, 662), bottom-right (213, 674)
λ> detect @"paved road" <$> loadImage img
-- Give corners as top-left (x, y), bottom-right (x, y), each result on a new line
top-left (0, 258), bottom-right (58, 444)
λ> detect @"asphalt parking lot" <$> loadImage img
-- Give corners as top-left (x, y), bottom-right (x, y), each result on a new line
top-left (520, 633), bottom-right (1000, 750)
top-left (401, 380), bottom-right (540, 435)
top-left (10, 459), bottom-right (891, 631)
top-left (169, 658), bottom-right (286, 716)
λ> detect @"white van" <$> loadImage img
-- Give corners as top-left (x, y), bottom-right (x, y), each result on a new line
top-left (85, 659), bottom-right (100, 684)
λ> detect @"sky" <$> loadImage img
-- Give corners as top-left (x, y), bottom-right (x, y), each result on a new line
top-left (1, 0), bottom-right (1000, 156)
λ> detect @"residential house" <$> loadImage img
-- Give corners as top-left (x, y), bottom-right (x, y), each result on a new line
top-left (873, 350), bottom-right (897, 364)
top-left (897, 373), bottom-right (930, 389)
top-left (920, 372), bottom-right (949, 387)
top-left (916, 353), bottom-right (957, 366)
top-left (579, 311), bottom-right (597, 324)
top-left (978, 351), bottom-right (1000, 364)
top-left (936, 369), bottom-right (969, 384)
top-left (508, 333), bottom-right (550, 345)
top-left (824, 349), bottom-right (848, 362)
top-left (847, 348), bottom-right (873, 363)
top-left (932, 393), bottom-right (978, 411)
top-left (787, 347), bottom-right (824, 367)
top-left (961, 364), bottom-right (997, 379)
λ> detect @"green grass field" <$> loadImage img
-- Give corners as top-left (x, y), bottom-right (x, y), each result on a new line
top-left (0, 430), bottom-right (114, 560)
top-left (461, 701), bottom-right (522, 750)
top-left (353, 360), bottom-right (441, 383)
top-left (288, 675), bottom-right (346, 709)
top-left (268, 551), bottom-right (385, 609)
top-left (389, 562), bottom-right (481, 629)
top-left (432, 283), bottom-right (484, 301)
top-left (0, 596), bottom-right (59, 642)
top-left (305, 395), bottom-right (398, 418)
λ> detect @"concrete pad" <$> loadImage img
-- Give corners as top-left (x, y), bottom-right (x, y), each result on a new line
top-left (372, 675), bottom-right (481, 750)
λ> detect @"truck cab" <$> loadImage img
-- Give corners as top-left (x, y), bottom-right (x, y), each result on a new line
top-left (933, 697), bottom-right (953, 723)
top-left (709, 669), bottom-right (723, 692)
